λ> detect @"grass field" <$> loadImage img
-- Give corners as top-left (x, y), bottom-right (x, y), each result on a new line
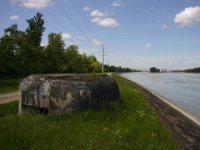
top-left (0, 74), bottom-right (177, 150)
top-left (0, 78), bottom-right (19, 94)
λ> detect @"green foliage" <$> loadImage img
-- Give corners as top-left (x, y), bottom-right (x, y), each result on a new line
top-left (0, 12), bottom-right (101, 76)
top-left (0, 24), bottom-right (24, 76)
top-left (63, 45), bottom-right (101, 73)
top-left (0, 75), bottom-right (176, 149)
top-left (185, 67), bottom-right (200, 73)
top-left (88, 55), bottom-right (101, 72)
top-left (64, 45), bottom-right (79, 72)
top-left (0, 13), bottom-right (46, 76)
top-left (104, 65), bottom-right (134, 73)
top-left (46, 33), bottom-right (65, 73)
top-left (150, 67), bottom-right (160, 73)
top-left (0, 12), bottom-right (133, 77)
top-left (26, 12), bottom-right (45, 46)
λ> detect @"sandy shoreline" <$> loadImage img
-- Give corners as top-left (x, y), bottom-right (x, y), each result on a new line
top-left (122, 76), bottom-right (200, 150)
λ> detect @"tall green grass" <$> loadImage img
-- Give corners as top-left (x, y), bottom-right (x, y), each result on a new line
top-left (0, 74), bottom-right (177, 150)
top-left (0, 101), bottom-right (18, 117)
top-left (0, 78), bottom-right (19, 94)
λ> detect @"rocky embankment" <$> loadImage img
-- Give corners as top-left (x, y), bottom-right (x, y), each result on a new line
top-left (132, 81), bottom-right (200, 150)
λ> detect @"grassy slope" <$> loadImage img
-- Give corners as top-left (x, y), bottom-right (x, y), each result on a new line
top-left (0, 78), bottom-right (19, 94)
top-left (0, 74), bottom-right (176, 150)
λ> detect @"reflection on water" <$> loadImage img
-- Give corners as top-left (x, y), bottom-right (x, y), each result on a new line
top-left (121, 72), bottom-right (200, 117)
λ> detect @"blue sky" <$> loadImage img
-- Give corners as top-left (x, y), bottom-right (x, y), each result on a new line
top-left (1, 0), bottom-right (200, 70)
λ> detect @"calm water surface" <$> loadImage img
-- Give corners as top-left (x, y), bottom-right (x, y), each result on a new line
top-left (121, 72), bottom-right (200, 117)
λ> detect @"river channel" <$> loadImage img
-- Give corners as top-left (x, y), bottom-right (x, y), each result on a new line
top-left (121, 72), bottom-right (200, 117)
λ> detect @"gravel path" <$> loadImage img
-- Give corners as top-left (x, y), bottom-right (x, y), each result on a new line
top-left (0, 92), bottom-right (19, 104)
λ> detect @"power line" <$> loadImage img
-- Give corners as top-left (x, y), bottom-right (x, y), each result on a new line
top-left (27, 0), bottom-right (73, 43)
top-left (32, 0), bottom-right (69, 31)
top-left (102, 45), bottom-right (105, 73)
top-left (31, 0), bottom-right (99, 51)
top-left (26, 9), bottom-right (64, 40)
top-left (108, 60), bottom-right (109, 72)
top-left (74, 0), bottom-right (96, 33)
top-left (53, 0), bottom-right (97, 49)
top-left (70, 0), bottom-right (94, 36)
top-left (30, 0), bottom-right (79, 45)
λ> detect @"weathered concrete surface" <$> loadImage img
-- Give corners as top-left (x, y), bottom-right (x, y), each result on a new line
top-left (19, 74), bottom-right (120, 114)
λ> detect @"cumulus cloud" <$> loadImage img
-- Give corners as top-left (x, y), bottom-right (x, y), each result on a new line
top-left (97, 17), bottom-right (119, 27)
top-left (62, 32), bottom-right (72, 40)
top-left (77, 36), bottom-right (85, 40)
top-left (10, 15), bottom-right (19, 20)
top-left (89, 9), bottom-right (120, 28)
top-left (145, 43), bottom-right (152, 48)
top-left (161, 24), bottom-right (168, 29)
top-left (11, 0), bottom-right (52, 9)
top-left (92, 39), bottom-right (102, 45)
top-left (91, 17), bottom-right (100, 23)
top-left (90, 10), bottom-right (105, 17)
top-left (112, 0), bottom-right (124, 7)
top-left (91, 17), bottom-right (119, 27)
top-left (174, 6), bottom-right (200, 27)
top-left (83, 6), bottom-right (91, 11)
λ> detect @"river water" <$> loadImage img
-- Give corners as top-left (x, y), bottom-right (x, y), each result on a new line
top-left (121, 72), bottom-right (200, 117)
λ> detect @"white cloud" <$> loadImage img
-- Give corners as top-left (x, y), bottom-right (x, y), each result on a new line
top-left (77, 36), bottom-right (85, 40)
top-left (174, 6), bottom-right (200, 27)
top-left (90, 9), bottom-right (119, 28)
top-left (12, 0), bottom-right (52, 9)
top-left (92, 39), bottom-right (102, 45)
top-left (91, 17), bottom-right (100, 23)
top-left (62, 32), bottom-right (72, 40)
top-left (145, 43), bottom-right (152, 48)
top-left (112, 0), bottom-right (124, 7)
top-left (161, 24), bottom-right (168, 29)
top-left (10, 15), bottom-right (19, 20)
top-left (41, 41), bottom-right (47, 47)
top-left (90, 10), bottom-right (105, 17)
top-left (92, 17), bottom-right (119, 27)
top-left (83, 6), bottom-right (91, 11)
top-left (188, 60), bottom-right (200, 63)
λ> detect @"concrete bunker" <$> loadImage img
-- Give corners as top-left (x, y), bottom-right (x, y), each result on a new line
top-left (19, 74), bottom-right (120, 114)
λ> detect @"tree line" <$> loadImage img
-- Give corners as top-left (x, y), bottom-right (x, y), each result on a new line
top-left (184, 67), bottom-right (200, 73)
top-left (0, 12), bottom-right (132, 77)
top-left (150, 67), bottom-right (160, 73)
top-left (104, 65), bottom-right (134, 73)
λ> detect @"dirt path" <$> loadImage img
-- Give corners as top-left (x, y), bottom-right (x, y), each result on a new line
top-left (0, 92), bottom-right (19, 104)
